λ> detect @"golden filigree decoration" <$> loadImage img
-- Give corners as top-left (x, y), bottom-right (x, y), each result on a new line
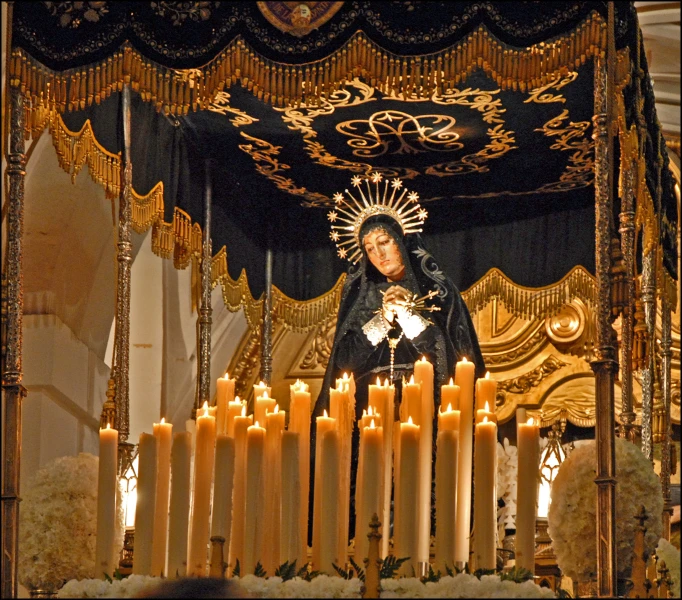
top-left (532, 109), bottom-right (594, 192)
top-left (336, 111), bottom-right (463, 157)
top-left (237, 131), bottom-right (331, 207)
top-left (299, 316), bottom-right (338, 370)
top-left (207, 91), bottom-right (259, 127)
top-left (545, 298), bottom-right (588, 346)
top-left (497, 354), bottom-right (569, 397)
top-left (484, 329), bottom-right (546, 366)
top-left (256, 2), bottom-right (345, 38)
top-left (524, 71), bottom-right (579, 104)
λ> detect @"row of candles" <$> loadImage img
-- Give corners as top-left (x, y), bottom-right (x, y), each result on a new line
top-left (94, 356), bottom-right (541, 579)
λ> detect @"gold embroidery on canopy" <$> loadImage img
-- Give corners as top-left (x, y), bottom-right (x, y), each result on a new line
top-left (524, 71), bottom-right (579, 104)
top-left (207, 91), bottom-right (259, 127)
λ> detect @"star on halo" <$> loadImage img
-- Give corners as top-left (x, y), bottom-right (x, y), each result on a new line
top-left (330, 231), bottom-right (340, 241)
top-left (408, 191), bottom-right (420, 203)
top-left (351, 175), bottom-right (363, 187)
top-left (391, 178), bottom-right (403, 190)
top-left (417, 208), bottom-right (428, 220)
top-left (333, 192), bottom-right (344, 204)
top-left (338, 247), bottom-right (348, 258)
top-left (371, 172), bottom-right (383, 183)
top-left (327, 211), bottom-right (338, 222)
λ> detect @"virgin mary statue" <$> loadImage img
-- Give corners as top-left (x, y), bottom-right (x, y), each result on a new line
top-left (310, 172), bottom-right (485, 542)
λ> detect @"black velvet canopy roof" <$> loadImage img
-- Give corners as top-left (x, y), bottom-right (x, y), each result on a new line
top-left (11, 1), bottom-right (677, 300)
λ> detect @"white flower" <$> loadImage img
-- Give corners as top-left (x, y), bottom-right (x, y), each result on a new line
top-left (548, 438), bottom-right (663, 582)
top-left (656, 537), bottom-right (681, 598)
top-left (379, 574), bottom-right (555, 598)
top-left (20, 453), bottom-right (125, 593)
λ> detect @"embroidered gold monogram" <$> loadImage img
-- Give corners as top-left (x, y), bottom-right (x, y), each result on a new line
top-left (336, 111), bottom-right (463, 158)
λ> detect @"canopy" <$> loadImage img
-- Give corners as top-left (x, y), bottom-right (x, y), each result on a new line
top-left (10, 1), bottom-right (678, 302)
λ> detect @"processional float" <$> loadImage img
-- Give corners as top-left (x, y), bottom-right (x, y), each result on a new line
top-left (2, 2), bottom-right (678, 598)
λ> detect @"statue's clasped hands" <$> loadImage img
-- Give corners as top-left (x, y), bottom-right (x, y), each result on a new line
top-left (381, 285), bottom-right (412, 324)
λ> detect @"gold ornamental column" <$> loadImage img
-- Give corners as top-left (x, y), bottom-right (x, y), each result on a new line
top-left (618, 148), bottom-right (637, 439)
top-left (114, 83), bottom-right (134, 444)
top-left (193, 159), bottom-right (213, 418)
top-left (590, 5), bottom-right (618, 595)
top-left (1, 84), bottom-right (27, 600)
top-left (639, 243), bottom-right (656, 461)
top-left (660, 295), bottom-right (673, 539)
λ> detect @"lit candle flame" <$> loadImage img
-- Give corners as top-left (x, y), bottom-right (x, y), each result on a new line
top-left (449, 377), bottom-right (454, 385)
top-left (274, 404), bottom-right (279, 414)
top-left (485, 371), bottom-right (490, 380)
top-left (342, 372), bottom-right (349, 381)
top-left (447, 403), bottom-right (453, 412)
top-left (161, 417), bottom-right (165, 424)
top-left (527, 417), bottom-right (535, 426)
top-left (225, 371), bottom-right (230, 379)
top-left (409, 374), bottom-right (415, 384)
top-left (362, 409), bottom-right (367, 418)
top-left (370, 419), bottom-right (376, 429)
top-left (262, 390), bottom-right (269, 399)
top-left (255, 421), bottom-right (260, 428)
top-left (484, 401), bottom-right (490, 412)
top-left (106, 422), bottom-right (111, 429)
top-left (324, 409), bottom-right (328, 418)
top-left (259, 380), bottom-right (265, 387)
top-left (483, 416), bottom-right (489, 423)
top-left (376, 376), bottom-right (381, 386)
top-left (202, 401), bottom-right (209, 417)
top-left (408, 416), bottom-right (414, 425)
top-left (241, 405), bottom-right (246, 417)
top-left (462, 356), bottom-right (468, 363)
top-left (368, 405), bottom-right (373, 416)
top-left (421, 356), bottom-right (427, 362)
top-left (383, 378), bottom-right (389, 387)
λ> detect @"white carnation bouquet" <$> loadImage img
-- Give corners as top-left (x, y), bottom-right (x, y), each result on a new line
top-left (19, 452), bottom-right (125, 592)
top-left (547, 437), bottom-right (663, 582)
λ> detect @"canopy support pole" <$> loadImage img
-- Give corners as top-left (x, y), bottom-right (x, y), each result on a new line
top-left (618, 146), bottom-right (636, 440)
top-left (660, 295), bottom-right (673, 539)
top-left (1, 84), bottom-right (27, 600)
top-left (260, 245), bottom-right (274, 386)
top-left (114, 84), bottom-right (133, 445)
top-left (639, 245), bottom-right (656, 461)
top-left (194, 159), bottom-right (213, 418)
top-left (591, 3), bottom-right (618, 595)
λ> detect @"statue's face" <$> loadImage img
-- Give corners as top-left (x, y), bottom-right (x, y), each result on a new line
top-left (362, 228), bottom-right (405, 281)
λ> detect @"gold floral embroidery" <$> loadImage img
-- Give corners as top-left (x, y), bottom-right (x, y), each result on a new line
top-left (150, 1), bottom-right (220, 26)
top-left (44, 1), bottom-right (109, 28)
top-left (524, 71), bottom-right (579, 104)
top-left (207, 91), bottom-right (259, 127)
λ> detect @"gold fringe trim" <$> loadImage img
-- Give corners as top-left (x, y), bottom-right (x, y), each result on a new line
top-left (210, 245), bottom-right (347, 334)
top-left (10, 11), bottom-right (609, 114)
top-left (461, 265), bottom-right (597, 320)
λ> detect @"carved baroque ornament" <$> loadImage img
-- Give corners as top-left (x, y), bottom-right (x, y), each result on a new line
top-left (256, 2), bottom-right (345, 37)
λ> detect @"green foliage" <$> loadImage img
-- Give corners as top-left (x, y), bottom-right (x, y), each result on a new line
top-left (231, 559), bottom-right (240, 578)
top-left (332, 562), bottom-right (354, 580)
top-left (254, 561), bottom-right (267, 578)
top-left (557, 588), bottom-right (572, 598)
top-left (379, 555), bottom-right (410, 580)
top-left (444, 563), bottom-right (455, 577)
top-left (112, 569), bottom-right (127, 581)
top-left (103, 572), bottom-right (112, 583)
top-left (296, 562), bottom-right (321, 581)
top-left (473, 567), bottom-right (496, 579)
top-left (499, 566), bottom-right (535, 583)
top-left (421, 564), bottom-right (441, 583)
top-left (349, 557), bottom-right (365, 583)
top-left (274, 559), bottom-right (298, 581)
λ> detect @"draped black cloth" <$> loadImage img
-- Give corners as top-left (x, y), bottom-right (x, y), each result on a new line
top-left (309, 214), bottom-right (485, 543)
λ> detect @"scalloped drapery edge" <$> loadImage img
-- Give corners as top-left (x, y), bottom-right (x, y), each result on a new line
top-left (9, 12), bottom-right (617, 115)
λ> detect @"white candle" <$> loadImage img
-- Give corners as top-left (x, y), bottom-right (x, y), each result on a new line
top-left (475, 371), bottom-right (497, 412)
top-left (414, 356), bottom-right (434, 564)
top-left (316, 427), bottom-right (340, 573)
top-left (211, 435), bottom-right (236, 546)
top-left (313, 410), bottom-right (337, 570)
top-left (216, 373), bottom-right (236, 435)
top-left (454, 357), bottom-right (476, 565)
top-left (475, 400), bottom-right (497, 424)
top-left (280, 431), bottom-right (301, 565)
top-left (516, 417), bottom-right (539, 573)
top-left (354, 420), bottom-right (383, 564)
top-left (395, 417), bottom-right (420, 576)
top-left (382, 381), bottom-right (395, 558)
top-left (473, 416), bottom-right (497, 570)
top-left (253, 381), bottom-right (273, 424)
top-left (133, 432), bottom-right (158, 575)
top-left (229, 407), bottom-right (253, 569)
top-left (441, 378), bottom-right (460, 411)
top-left (438, 403), bottom-right (461, 433)
top-left (167, 431), bottom-right (192, 578)
top-left (263, 406), bottom-right (286, 573)
top-left (95, 423), bottom-right (118, 579)
top-left (243, 421), bottom-right (266, 575)
top-left (151, 418), bottom-right (173, 577)
top-left (289, 380), bottom-right (311, 563)
top-left (226, 397), bottom-right (244, 438)
top-left (402, 375), bottom-right (421, 424)
top-left (435, 428), bottom-right (459, 573)
top-left (188, 402), bottom-right (216, 576)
